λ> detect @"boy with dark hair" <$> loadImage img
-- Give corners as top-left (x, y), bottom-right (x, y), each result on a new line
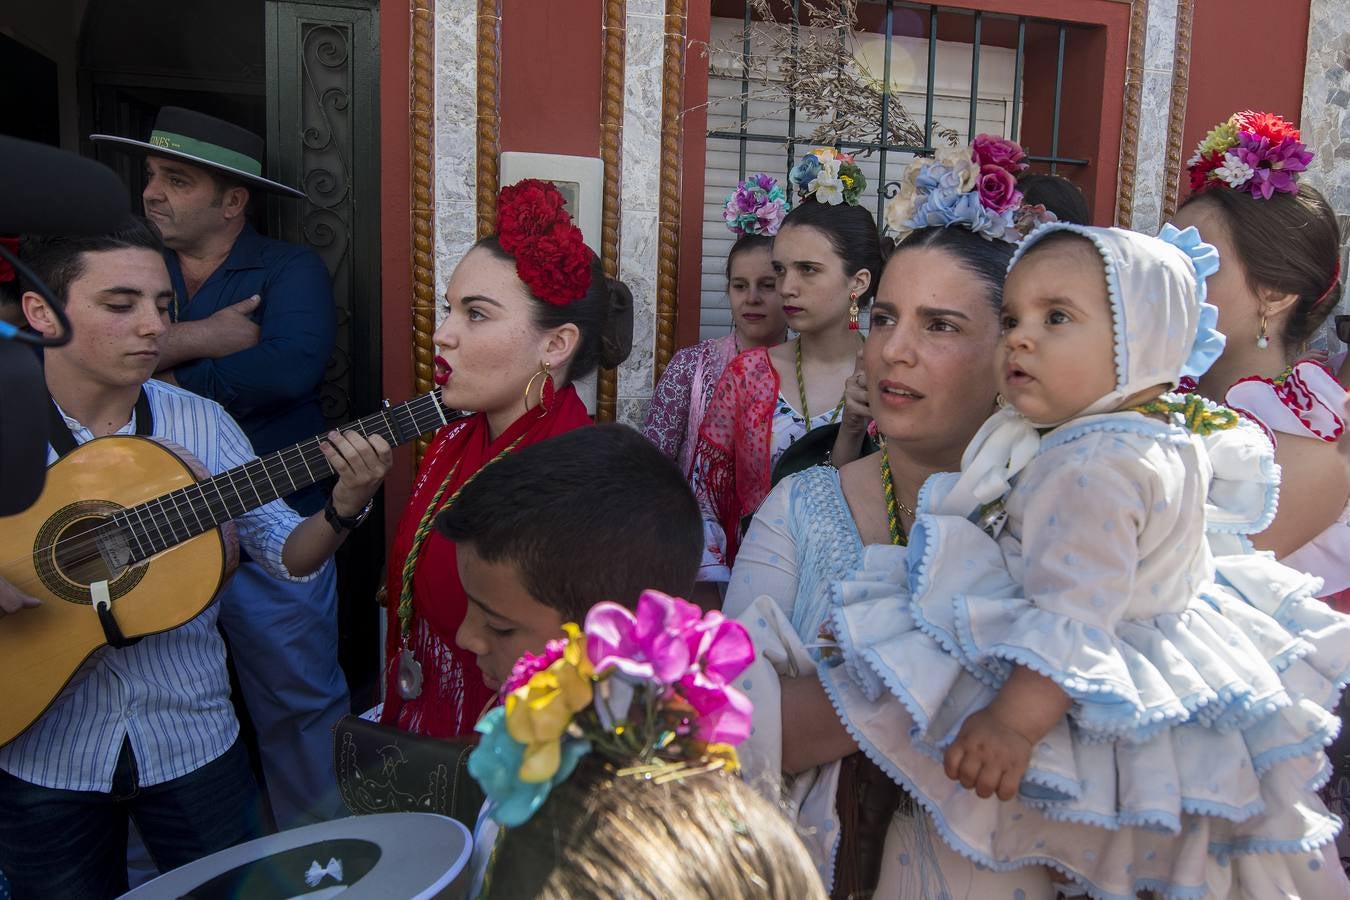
top-left (436, 423), bottom-right (704, 892)
top-left (0, 217), bottom-right (389, 897)
top-left (436, 423), bottom-right (703, 695)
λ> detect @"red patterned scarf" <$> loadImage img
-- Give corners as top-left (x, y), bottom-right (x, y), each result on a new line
top-left (692, 347), bottom-right (780, 566)
top-left (379, 385), bottom-right (592, 737)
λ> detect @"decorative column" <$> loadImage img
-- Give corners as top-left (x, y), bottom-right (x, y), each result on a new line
top-left (1300, 0), bottom-right (1350, 320)
top-left (615, 0), bottom-right (669, 427)
top-left (1120, 0), bottom-right (1185, 233)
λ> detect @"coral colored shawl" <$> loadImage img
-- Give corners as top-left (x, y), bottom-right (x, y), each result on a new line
top-left (691, 347), bottom-right (780, 566)
top-left (379, 385), bottom-right (592, 738)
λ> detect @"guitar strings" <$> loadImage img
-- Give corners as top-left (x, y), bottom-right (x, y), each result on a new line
top-left (0, 399), bottom-right (449, 592)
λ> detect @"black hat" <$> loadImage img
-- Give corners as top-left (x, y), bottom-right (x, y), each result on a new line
top-left (91, 106), bottom-right (304, 199)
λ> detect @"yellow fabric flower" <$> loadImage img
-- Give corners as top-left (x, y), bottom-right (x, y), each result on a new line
top-left (505, 625), bottom-right (594, 783)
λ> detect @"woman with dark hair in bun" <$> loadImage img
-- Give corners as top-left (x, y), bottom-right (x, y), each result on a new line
top-left (379, 180), bottom-right (634, 738)
top-left (1172, 111), bottom-right (1348, 610)
top-left (642, 174), bottom-right (788, 477)
top-left (691, 150), bottom-right (882, 582)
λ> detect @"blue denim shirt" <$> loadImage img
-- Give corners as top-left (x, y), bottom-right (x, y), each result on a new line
top-left (166, 224), bottom-right (335, 514)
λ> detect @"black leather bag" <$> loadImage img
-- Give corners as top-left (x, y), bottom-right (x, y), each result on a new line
top-left (332, 714), bottom-right (485, 829)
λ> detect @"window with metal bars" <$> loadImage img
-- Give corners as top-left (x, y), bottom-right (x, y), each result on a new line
top-left (698, 1), bottom-right (1097, 339)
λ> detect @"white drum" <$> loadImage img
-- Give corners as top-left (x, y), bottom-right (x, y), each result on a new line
top-left (120, 812), bottom-right (471, 899)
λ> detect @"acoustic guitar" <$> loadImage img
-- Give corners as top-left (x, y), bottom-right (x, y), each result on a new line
top-left (0, 391), bottom-right (460, 749)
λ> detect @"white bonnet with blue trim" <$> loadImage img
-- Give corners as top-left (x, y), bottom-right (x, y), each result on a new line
top-left (1008, 221), bottom-right (1224, 420)
top-left (933, 223), bottom-right (1225, 518)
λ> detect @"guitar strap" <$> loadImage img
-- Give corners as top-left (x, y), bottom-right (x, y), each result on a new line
top-left (47, 388), bottom-right (153, 649)
top-left (47, 388), bottom-right (154, 457)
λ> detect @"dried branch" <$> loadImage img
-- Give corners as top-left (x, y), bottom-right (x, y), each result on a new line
top-left (713, 0), bottom-right (958, 152)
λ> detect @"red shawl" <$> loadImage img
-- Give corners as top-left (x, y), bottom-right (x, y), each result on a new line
top-left (380, 385), bottom-right (592, 737)
top-left (691, 347), bottom-right (780, 566)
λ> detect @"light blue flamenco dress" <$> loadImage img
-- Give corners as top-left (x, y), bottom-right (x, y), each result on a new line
top-left (822, 224), bottom-right (1350, 899)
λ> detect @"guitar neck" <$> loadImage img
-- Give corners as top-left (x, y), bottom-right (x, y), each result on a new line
top-left (113, 392), bottom-right (457, 563)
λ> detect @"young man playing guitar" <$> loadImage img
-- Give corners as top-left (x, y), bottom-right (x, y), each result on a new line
top-left (0, 218), bottom-right (391, 898)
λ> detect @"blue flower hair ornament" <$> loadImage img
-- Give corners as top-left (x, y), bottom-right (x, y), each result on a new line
top-left (1158, 223), bottom-right (1225, 380)
top-left (468, 707), bottom-right (591, 828)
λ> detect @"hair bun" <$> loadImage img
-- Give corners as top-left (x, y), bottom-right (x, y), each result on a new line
top-left (600, 277), bottom-right (634, 370)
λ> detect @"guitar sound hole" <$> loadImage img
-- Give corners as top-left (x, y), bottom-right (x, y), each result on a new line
top-left (34, 500), bottom-right (147, 604)
top-left (54, 518), bottom-right (119, 587)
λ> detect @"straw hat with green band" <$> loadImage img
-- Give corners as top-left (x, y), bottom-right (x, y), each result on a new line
top-left (91, 106), bottom-right (305, 200)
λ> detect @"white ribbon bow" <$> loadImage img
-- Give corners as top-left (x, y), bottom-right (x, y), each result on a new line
top-left (305, 857), bottom-right (344, 887)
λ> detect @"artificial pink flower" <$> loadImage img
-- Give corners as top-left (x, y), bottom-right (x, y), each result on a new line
top-left (675, 612), bottom-right (755, 744)
top-left (585, 591), bottom-right (702, 684)
top-left (976, 163), bottom-right (1022, 213)
top-left (683, 681), bottom-right (754, 745)
top-left (501, 637), bottom-right (568, 695)
top-left (972, 134), bottom-right (1027, 173)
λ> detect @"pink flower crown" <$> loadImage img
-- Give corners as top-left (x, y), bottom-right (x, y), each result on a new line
top-left (1187, 111), bottom-right (1313, 200)
top-left (467, 591), bottom-right (756, 828)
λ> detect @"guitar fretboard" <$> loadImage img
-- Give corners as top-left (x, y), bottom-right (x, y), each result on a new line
top-left (102, 392), bottom-right (455, 564)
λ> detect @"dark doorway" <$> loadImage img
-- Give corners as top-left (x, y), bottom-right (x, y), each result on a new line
top-left (77, 0), bottom-right (385, 707)
top-left (0, 33), bottom-right (61, 146)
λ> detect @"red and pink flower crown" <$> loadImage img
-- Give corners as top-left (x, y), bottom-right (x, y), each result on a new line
top-left (496, 179), bottom-right (593, 306)
top-left (1187, 111), bottom-right (1313, 200)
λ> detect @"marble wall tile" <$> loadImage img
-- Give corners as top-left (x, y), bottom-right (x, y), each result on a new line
top-left (1132, 68), bottom-right (1174, 235)
top-left (617, 397), bottom-right (652, 430)
top-left (627, 0), bottom-right (663, 19)
top-left (618, 209), bottom-right (660, 400)
top-left (617, 5), bottom-right (667, 402)
top-left (1129, 0), bottom-right (1179, 235)
top-left (1301, 0), bottom-right (1350, 327)
top-left (433, 0), bottom-right (480, 324)
top-left (433, 200), bottom-right (476, 316)
top-left (620, 18), bottom-right (666, 213)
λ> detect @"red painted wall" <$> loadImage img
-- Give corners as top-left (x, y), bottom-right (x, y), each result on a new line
top-left (677, 2), bottom-right (712, 348)
top-left (379, 0), bottom-right (415, 540)
top-left (500, 0), bottom-right (603, 157)
top-left (1177, 0), bottom-right (1309, 203)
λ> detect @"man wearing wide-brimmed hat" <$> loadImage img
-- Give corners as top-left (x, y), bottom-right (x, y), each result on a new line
top-left (92, 107), bottom-right (349, 831)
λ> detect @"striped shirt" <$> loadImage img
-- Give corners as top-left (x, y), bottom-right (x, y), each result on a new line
top-left (0, 378), bottom-right (312, 791)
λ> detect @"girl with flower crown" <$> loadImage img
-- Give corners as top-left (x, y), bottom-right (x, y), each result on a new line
top-left (378, 180), bottom-right (634, 739)
top-left (730, 137), bottom-right (1058, 898)
top-left (1172, 111), bottom-right (1348, 612)
top-left (691, 149), bottom-right (882, 583)
top-left (642, 175), bottom-right (788, 478)
top-left (820, 221), bottom-right (1350, 898)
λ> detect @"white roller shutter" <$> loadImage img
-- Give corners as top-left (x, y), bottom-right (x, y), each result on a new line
top-left (698, 18), bottom-right (1020, 340)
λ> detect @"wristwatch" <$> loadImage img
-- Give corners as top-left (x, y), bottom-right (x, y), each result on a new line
top-left (324, 495), bottom-right (374, 534)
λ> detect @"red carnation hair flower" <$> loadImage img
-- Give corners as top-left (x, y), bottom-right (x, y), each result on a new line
top-left (495, 180), bottom-right (592, 305)
top-left (1233, 110), bottom-right (1301, 146)
top-left (1189, 150), bottom-right (1224, 194)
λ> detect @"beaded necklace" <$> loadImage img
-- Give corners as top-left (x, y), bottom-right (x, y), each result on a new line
top-left (794, 336), bottom-right (846, 425)
top-left (879, 441), bottom-right (913, 546)
top-left (1129, 393), bottom-right (1239, 435)
top-left (395, 435), bottom-right (527, 699)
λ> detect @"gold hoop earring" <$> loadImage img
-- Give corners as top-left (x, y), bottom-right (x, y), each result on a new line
top-left (524, 361), bottom-right (554, 414)
top-left (1256, 312), bottom-right (1270, 349)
